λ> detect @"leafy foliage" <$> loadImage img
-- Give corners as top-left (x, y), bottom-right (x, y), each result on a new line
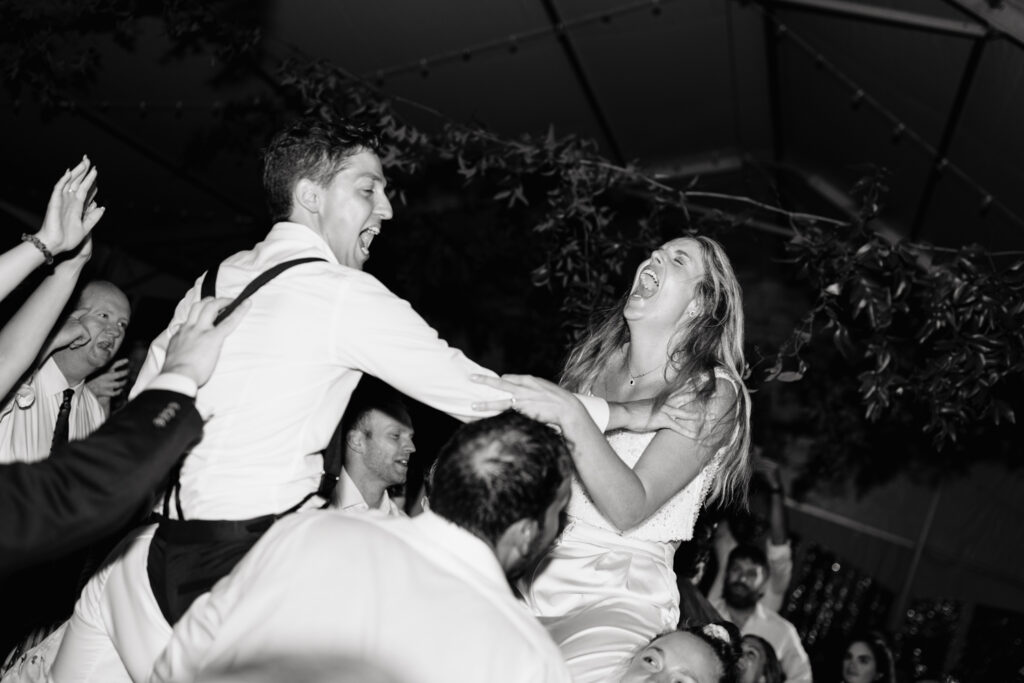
top-left (6, 1), bottom-right (1024, 489)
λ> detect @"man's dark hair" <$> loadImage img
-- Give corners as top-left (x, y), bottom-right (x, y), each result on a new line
top-left (262, 117), bottom-right (383, 222)
top-left (341, 376), bottom-right (411, 437)
top-left (727, 543), bottom-right (770, 576)
top-left (429, 411), bottom-right (570, 546)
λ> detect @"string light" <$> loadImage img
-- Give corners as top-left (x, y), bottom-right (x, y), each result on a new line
top-left (359, 0), bottom-right (680, 81)
top-left (38, 0), bottom-right (1018, 227)
top-left (756, 3), bottom-right (1023, 228)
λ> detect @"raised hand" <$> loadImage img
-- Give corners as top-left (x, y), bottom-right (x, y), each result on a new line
top-left (45, 317), bottom-right (92, 358)
top-left (36, 156), bottom-right (105, 257)
top-left (162, 298), bottom-right (251, 388)
top-left (87, 358), bottom-right (131, 399)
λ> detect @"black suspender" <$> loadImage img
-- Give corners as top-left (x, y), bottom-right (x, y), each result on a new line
top-left (165, 256), bottom-right (338, 520)
top-left (200, 257), bottom-right (327, 325)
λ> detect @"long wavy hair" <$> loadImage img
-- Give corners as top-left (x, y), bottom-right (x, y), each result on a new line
top-left (559, 235), bottom-right (751, 507)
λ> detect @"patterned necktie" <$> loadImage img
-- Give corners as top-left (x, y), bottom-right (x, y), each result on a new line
top-left (50, 388), bottom-right (75, 456)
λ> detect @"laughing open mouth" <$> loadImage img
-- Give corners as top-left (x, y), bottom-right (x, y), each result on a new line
top-left (636, 268), bottom-right (659, 298)
top-left (358, 225), bottom-right (380, 254)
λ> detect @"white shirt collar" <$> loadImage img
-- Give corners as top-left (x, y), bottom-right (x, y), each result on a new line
top-left (412, 511), bottom-right (508, 592)
top-left (711, 595), bottom-right (770, 625)
top-left (336, 468), bottom-right (403, 517)
top-left (37, 356), bottom-right (84, 395)
top-left (267, 221), bottom-right (341, 266)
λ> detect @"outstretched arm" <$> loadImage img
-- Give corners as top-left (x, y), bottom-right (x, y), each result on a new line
top-left (0, 159), bottom-right (105, 398)
top-left (473, 374), bottom-right (737, 531)
top-left (0, 298), bottom-right (248, 575)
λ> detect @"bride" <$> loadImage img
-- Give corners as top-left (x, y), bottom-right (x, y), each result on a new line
top-left (474, 235), bottom-right (751, 681)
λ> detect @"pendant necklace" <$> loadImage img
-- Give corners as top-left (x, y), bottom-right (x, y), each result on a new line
top-left (628, 362), bottom-right (665, 386)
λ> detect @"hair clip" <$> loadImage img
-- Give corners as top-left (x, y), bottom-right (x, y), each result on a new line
top-left (702, 623), bottom-right (731, 644)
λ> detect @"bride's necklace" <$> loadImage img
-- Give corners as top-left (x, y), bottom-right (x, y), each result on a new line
top-left (627, 362), bottom-right (665, 386)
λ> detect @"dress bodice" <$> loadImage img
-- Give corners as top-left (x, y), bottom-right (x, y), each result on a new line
top-left (565, 369), bottom-right (738, 542)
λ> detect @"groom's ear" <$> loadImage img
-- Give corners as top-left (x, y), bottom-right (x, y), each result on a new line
top-left (294, 178), bottom-right (321, 214)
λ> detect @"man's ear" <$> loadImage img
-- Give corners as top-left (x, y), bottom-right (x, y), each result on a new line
top-left (510, 518), bottom-right (537, 556)
top-left (345, 429), bottom-right (364, 454)
top-left (495, 518), bottom-right (537, 568)
top-left (294, 178), bottom-right (321, 214)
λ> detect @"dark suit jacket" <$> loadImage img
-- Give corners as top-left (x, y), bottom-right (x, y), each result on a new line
top-left (0, 389), bottom-right (203, 577)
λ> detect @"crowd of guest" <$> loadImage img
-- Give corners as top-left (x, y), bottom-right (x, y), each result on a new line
top-left (0, 122), bottom-right (947, 683)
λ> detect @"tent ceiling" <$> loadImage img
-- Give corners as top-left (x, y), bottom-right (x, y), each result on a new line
top-left (2, 0), bottom-right (1023, 287)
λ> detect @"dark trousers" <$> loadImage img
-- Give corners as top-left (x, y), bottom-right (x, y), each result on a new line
top-left (146, 514), bottom-right (276, 624)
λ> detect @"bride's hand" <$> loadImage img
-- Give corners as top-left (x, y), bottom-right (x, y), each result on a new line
top-left (470, 373), bottom-right (587, 428)
top-left (612, 398), bottom-right (702, 439)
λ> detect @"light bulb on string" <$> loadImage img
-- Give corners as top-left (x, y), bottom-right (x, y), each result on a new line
top-left (979, 194), bottom-right (993, 215)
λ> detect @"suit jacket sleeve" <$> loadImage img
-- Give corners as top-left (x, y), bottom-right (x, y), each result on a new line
top-left (0, 389), bottom-right (203, 576)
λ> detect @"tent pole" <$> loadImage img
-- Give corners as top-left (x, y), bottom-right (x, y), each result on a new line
top-left (888, 484), bottom-right (943, 631)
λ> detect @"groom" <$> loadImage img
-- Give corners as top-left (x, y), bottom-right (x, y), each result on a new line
top-left (58, 117), bottom-right (615, 681)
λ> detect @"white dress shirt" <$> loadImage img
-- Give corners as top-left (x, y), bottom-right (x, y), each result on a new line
top-left (131, 222), bottom-right (609, 520)
top-left (0, 357), bottom-right (107, 464)
top-left (50, 221), bottom-right (607, 683)
top-left (334, 468), bottom-right (405, 517)
top-left (710, 596), bottom-right (813, 683)
top-left (150, 510), bottom-right (572, 683)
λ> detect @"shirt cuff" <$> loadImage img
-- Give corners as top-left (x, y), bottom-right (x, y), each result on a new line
top-left (142, 373), bottom-right (199, 399)
top-left (767, 539), bottom-right (792, 559)
top-left (575, 394), bottom-right (610, 432)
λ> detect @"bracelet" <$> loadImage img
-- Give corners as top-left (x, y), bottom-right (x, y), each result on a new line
top-left (21, 233), bottom-right (54, 265)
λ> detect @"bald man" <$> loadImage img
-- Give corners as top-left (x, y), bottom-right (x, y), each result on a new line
top-left (0, 280), bottom-right (131, 464)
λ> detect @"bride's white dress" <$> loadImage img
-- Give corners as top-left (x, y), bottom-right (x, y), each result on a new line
top-left (521, 372), bottom-right (735, 682)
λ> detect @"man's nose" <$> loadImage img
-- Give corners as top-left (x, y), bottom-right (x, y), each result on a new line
top-left (377, 194), bottom-right (393, 220)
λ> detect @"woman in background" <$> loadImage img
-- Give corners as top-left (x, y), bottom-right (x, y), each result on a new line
top-left (841, 632), bottom-right (897, 683)
top-left (738, 634), bottom-right (783, 683)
